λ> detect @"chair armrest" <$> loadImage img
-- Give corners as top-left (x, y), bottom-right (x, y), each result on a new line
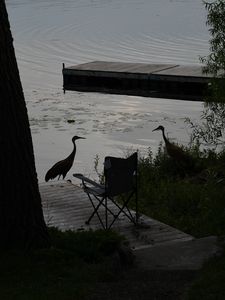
top-left (73, 173), bottom-right (103, 189)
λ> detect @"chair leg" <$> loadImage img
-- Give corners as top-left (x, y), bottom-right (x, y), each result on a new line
top-left (85, 190), bottom-right (138, 230)
top-left (86, 193), bottom-right (106, 229)
top-left (105, 197), bottom-right (108, 229)
top-left (109, 192), bottom-right (136, 226)
top-left (133, 189), bottom-right (138, 224)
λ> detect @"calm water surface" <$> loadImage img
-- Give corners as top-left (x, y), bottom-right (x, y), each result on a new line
top-left (7, 0), bottom-right (209, 182)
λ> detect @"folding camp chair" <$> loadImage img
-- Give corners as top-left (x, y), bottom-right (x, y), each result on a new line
top-left (73, 152), bottom-right (138, 229)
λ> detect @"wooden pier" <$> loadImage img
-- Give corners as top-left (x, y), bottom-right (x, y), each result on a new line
top-left (40, 181), bottom-right (193, 250)
top-left (62, 61), bottom-right (212, 101)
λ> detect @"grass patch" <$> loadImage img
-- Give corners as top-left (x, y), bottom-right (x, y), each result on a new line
top-left (48, 227), bottom-right (124, 263)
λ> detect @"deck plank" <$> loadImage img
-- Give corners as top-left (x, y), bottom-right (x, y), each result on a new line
top-left (40, 181), bottom-right (193, 250)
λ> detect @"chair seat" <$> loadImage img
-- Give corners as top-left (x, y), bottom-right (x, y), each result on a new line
top-left (84, 185), bottom-right (105, 196)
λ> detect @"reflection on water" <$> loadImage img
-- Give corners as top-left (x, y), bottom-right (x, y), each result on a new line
top-left (6, 0), bottom-right (208, 182)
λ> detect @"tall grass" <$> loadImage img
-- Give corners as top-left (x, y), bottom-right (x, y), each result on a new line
top-left (137, 144), bottom-right (225, 237)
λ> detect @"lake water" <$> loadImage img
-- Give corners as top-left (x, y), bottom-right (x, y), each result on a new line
top-left (6, 0), bottom-right (210, 182)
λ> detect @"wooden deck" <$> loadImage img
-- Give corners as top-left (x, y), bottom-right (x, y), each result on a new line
top-left (40, 181), bottom-right (193, 250)
top-left (62, 61), bottom-right (212, 101)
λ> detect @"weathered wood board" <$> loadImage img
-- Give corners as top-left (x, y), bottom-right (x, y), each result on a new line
top-left (40, 181), bottom-right (193, 250)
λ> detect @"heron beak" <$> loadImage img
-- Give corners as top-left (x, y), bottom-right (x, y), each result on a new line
top-left (77, 136), bottom-right (86, 139)
top-left (152, 127), bottom-right (159, 132)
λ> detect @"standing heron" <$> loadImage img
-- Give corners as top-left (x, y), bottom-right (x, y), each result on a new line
top-left (152, 125), bottom-right (191, 164)
top-left (45, 135), bottom-right (85, 182)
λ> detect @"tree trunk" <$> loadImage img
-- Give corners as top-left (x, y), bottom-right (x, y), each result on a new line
top-left (0, 1), bottom-right (50, 249)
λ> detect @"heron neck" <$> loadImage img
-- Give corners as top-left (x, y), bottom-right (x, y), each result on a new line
top-left (162, 129), bottom-right (169, 145)
top-left (69, 142), bottom-right (76, 160)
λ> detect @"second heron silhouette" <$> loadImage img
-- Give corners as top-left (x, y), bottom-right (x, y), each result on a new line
top-left (45, 135), bottom-right (85, 182)
top-left (152, 125), bottom-right (191, 164)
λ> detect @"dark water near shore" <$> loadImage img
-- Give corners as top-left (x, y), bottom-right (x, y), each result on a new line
top-left (6, 0), bottom-right (209, 182)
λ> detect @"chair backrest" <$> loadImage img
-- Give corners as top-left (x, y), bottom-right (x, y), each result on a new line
top-left (104, 152), bottom-right (137, 197)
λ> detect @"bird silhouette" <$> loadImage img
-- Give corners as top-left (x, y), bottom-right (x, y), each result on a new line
top-left (45, 136), bottom-right (85, 182)
top-left (152, 125), bottom-right (191, 164)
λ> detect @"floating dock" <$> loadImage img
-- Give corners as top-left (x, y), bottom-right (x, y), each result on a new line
top-left (62, 61), bottom-right (212, 101)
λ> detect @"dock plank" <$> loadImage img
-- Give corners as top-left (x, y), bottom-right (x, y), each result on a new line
top-left (40, 181), bottom-right (193, 250)
top-left (155, 65), bottom-right (209, 78)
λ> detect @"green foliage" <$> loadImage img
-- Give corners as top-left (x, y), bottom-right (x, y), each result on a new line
top-left (185, 103), bottom-right (225, 147)
top-left (200, 0), bottom-right (225, 105)
top-left (48, 227), bottom-right (124, 263)
top-left (201, 0), bottom-right (225, 79)
top-left (187, 0), bottom-right (225, 147)
top-left (137, 145), bottom-right (225, 237)
top-left (93, 154), bottom-right (104, 184)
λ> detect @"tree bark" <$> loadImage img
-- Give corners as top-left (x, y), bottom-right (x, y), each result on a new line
top-left (0, 0), bottom-right (50, 249)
